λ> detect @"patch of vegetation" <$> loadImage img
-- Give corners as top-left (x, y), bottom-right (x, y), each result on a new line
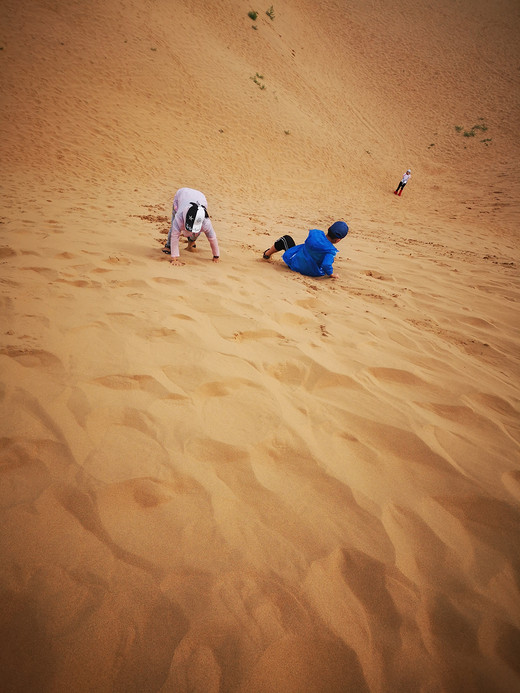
top-left (455, 119), bottom-right (490, 144)
top-left (266, 5), bottom-right (275, 20)
top-left (248, 10), bottom-right (258, 20)
top-left (251, 72), bottom-right (266, 89)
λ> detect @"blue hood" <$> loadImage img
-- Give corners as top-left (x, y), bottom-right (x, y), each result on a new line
top-left (283, 229), bottom-right (337, 277)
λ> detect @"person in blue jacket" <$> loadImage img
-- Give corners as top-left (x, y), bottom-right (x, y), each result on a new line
top-left (262, 221), bottom-right (349, 277)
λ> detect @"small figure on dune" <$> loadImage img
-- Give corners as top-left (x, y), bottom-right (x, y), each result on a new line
top-left (394, 169), bottom-right (411, 196)
top-left (262, 221), bottom-right (349, 278)
top-left (163, 187), bottom-right (220, 265)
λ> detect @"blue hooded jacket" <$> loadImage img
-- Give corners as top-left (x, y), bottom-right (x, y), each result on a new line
top-left (282, 228), bottom-right (338, 277)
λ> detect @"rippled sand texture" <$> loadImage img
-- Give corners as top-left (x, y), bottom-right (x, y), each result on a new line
top-left (1, 1), bottom-right (519, 691)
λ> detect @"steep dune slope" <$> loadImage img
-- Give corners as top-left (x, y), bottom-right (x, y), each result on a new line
top-left (1, 1), bottom-right (519, 692)
top-left (3, 0), bottom-right (519, 209)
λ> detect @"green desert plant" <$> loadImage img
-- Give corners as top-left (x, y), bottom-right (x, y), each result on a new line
top-left (456, 120), bottom-right (489, 141)
top-left (266, 5), bottom-right (275, 20)
top-left (251, 73), bottom-right (266, 89)
top-left (248, 10), bottom-right (258, 20)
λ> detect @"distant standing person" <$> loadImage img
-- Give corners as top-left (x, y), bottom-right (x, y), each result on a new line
top-left (262, 221), bottom-right (349, 278)
top-left (163, 187), bottom-right (220, 265)
top-left (394, 169), bottom-right (411, 196)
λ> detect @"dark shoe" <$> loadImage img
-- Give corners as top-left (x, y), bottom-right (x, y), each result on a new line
top-left (162, 245), bottom-right (171, 254)
top-left (263, 249), bottom-right (271, 260)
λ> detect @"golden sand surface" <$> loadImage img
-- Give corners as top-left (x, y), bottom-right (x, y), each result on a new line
top-left (1, 1), bottom-right (519, 691)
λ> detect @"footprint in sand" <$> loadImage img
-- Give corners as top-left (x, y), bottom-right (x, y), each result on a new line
top-left (0, 438), bottom-right (54, 507)
top-left (466, 391), bottom-right (519, 419)
top-left (502, 470), bottom-right (520, 502)
top-left (366, 367), bottom-right (428, 387)
top-left (152, 277), bottom-right (184, 286)
top-left (231, 328), bottom-right (286, 343)
top-left (104, 256), bottom-right (131, 265)
top-left (20, 266), bottom-right (59, 280)
top-left (94, 476), bottom-right (224, 575)
top-left (55, 278), bottom-right (102, 288)
top-left (91, 373), bottom-right (185, 400)
top-left (267, 357), bottom-right (360, 391)
top-left (82, 412), bottom-right (171, 484)
top-left (364, 270), bottom-right (392, 281)
top-left (0, 346), bottom-right (63, 370)
top-left (148, 327), bottom-right (177, 338)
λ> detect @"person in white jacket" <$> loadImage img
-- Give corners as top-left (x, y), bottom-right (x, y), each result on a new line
top-left (163, 188), bottom-right (220, 265)
top-left (394, 169), bottom-right (411, 196)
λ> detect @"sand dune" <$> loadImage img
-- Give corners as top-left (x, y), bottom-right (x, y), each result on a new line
top-left (1, 0), bottom-right (520, 691)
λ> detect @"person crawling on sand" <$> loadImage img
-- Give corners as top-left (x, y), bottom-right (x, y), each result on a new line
top-left (262, 221), bottom-right (349, 278)
top-left (394, 168), bottom-right (411, 196)
top-left (163, 187), bottom-right (220, 265)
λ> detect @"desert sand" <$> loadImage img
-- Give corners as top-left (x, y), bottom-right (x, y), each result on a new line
top-left (1, 0), bottom-right (520, 691)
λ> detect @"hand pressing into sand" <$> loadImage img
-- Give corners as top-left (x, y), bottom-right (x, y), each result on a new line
top-left (163, 187), bottom-right (220, 262)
